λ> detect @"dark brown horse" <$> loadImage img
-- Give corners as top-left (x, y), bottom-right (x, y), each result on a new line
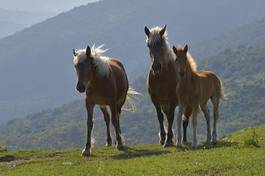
top-left (73, 45), bottom-right (138, 157)
top-left (144, 25), bottom-right (191, 147)
top-left (173, 45), bottom-right (224, 148)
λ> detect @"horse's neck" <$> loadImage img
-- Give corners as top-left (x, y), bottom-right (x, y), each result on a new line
top-left (179, 66), bottom-right (197, 91)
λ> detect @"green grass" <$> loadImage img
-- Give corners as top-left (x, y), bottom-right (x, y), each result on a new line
top-left (0, 125), bottom-right (265, 176)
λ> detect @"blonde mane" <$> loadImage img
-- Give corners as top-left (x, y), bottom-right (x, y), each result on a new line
top-left (186, 52), bottom-right (197, 73)
top-left (148, 26), bottom-right (175, 63)
top-left (73, 44), bottom-right (111, 76)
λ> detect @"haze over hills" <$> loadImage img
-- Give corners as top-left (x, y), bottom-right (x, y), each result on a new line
top-left (0, 0), bottom-right (97, 13)
top-left (1, 0), bottom-right (265, 123)
top-left (0, 8), bottom-right (54, 38)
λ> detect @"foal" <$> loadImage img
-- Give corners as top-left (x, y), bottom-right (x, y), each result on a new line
top-left (73, 45), bottom-right (130, 157)
top-left (145, 25), bottom-right (191, 146)
top-left (173, 45), bottom-right (224, 148)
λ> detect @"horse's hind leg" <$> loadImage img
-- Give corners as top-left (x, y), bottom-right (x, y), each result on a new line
top-left (164, 104), bottom-right (176, 147)
top-left (110, 103), bottom-right (123, 150)
top-left (154, 103), bottom-right (166, 145)
top-left (100, 106), bottom-right (112, 147)
top-left (200, 102), bottom-right (211, 146)
top-left (211, 97), bottom-right (220, 145)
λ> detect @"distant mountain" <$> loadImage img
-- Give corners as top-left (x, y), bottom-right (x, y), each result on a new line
top-left (194, 18), bottom-right (265, 59)
top-left (1, 43), bottom-right (265, 149)
top-left (0, 0), bottom-right (97, 13)
top-left (0, 8), bottom-right (54, 38)
top-left (1, 0), bottom-right (265, 123)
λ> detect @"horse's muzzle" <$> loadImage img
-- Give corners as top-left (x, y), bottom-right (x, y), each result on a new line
top-left (76, 84), bottom-right (85, 93)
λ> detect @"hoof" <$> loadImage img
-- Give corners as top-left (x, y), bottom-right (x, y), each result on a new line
top-left (204, 143), bottom-right (211, 149)
top-left (105, 141), bottom-right (112, 147)
top-left (191, 145), bottom-right (197, 150)
top-left (159, 138), bottom-right (166, 145)
top-left (116, 144), bottom-right (124, 151)
top-left (82, 148), bottom-right (91, 157)
top-left (176, 143), bottom-right (182, 149)
top-left (211, 140), bottom-right (217, 145)
top-left (164, 141), bottom-right (174, 148)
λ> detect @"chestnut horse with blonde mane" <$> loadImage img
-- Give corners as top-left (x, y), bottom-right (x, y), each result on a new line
top-left (173, 45), bottom-right (224, 148)
top-left (73, 45), bottom-right (139, 157)
top-left (144, 25), bottom-right (191, 147)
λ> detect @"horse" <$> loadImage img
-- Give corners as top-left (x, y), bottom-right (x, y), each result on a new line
top-left (144, 25), bottom-right (191, 147)
top-left (73, 44), bottom-right (139, 157)
top-left (172, 44), bottom-right (224, 148)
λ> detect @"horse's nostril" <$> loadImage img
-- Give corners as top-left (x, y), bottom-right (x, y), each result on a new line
top-left (76, 84), bottom-right (85, 93)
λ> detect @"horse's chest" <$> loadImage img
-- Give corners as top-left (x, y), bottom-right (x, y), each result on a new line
top-left (148, 79), bottom-right (176, 102)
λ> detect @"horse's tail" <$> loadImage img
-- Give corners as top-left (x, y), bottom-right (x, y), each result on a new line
top-left (122, 87), bottom-right (142, 112)
top-left (219, 82), bottom-right (226, 101)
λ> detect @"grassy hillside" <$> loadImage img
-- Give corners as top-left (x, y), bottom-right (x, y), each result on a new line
top-left (0, 125), bottom-right (264, 176)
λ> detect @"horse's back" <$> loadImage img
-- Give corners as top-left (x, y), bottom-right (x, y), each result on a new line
top-left (197, 70), bottom-right (223, 99)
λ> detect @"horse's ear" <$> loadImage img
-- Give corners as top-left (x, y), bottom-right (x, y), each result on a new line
top-left (73, 49), bottom-right (77, 56)
top-left (159, 25), bottom-right (167, 37)
top-left (144, 26), bottom-right (150, 36)
top-left (172, 46), bottom-right (177, 54)
top-left (86, 45), bottom-right (91, 57)
top-left (184, 45), bottom-right (188, 53)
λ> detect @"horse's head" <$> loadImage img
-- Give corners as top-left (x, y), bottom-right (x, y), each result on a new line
top-left (173, 45), bottom-right (189, 79)
top-left (145, 25), bottom-right (168, 75)
top-left (73, 45), bottom-right (95, 93)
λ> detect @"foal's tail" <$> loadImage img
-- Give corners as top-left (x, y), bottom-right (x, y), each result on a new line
top-left (122, 87), bottom-right (143, 112)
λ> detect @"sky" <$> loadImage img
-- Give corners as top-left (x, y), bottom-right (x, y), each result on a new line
top-left (0, 0), bottom-right (98, 13)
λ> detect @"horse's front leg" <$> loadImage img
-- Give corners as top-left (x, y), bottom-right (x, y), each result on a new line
top-left (82, 99), bottom-right (95, 157)
top-left (191, 113), bottom-right (198, 149)
top-left (183, 107), bottom-right (192, 143)
top-left (154, 103), bottom-right (166, 145)
top-left (176, 106), bottom-right (184, 148)
top-left (164, 104), bottom-right (176, 147)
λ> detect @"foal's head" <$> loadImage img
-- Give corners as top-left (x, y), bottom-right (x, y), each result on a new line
top-left (144, 25), bottom-right (171, 75)
top-left (173, 45), bottom-right (190, 79)
top-left (73, 46), bottom-right (95, 93)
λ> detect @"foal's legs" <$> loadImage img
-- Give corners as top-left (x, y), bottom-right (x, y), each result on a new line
top-left (176, 106), bottom-right (184, 147)
top-left (154, 103), bottom-right (166, 145)
top-left (191, 112), bottom-right (198, 148)
top-left (183, 107), bottom-right (192, 143)
top-left (82, 99), bottom-right (95, 157)
top-left (110, 103), bottom-right (123, 150)
top-left (164, 104), bottom-right (176, 147)
top-left (100, 106), bottom-right (112, 147)
top-left (211, 97), bottom-right (220, 145)
top-left (200, 103), bottom-right (211, 146)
